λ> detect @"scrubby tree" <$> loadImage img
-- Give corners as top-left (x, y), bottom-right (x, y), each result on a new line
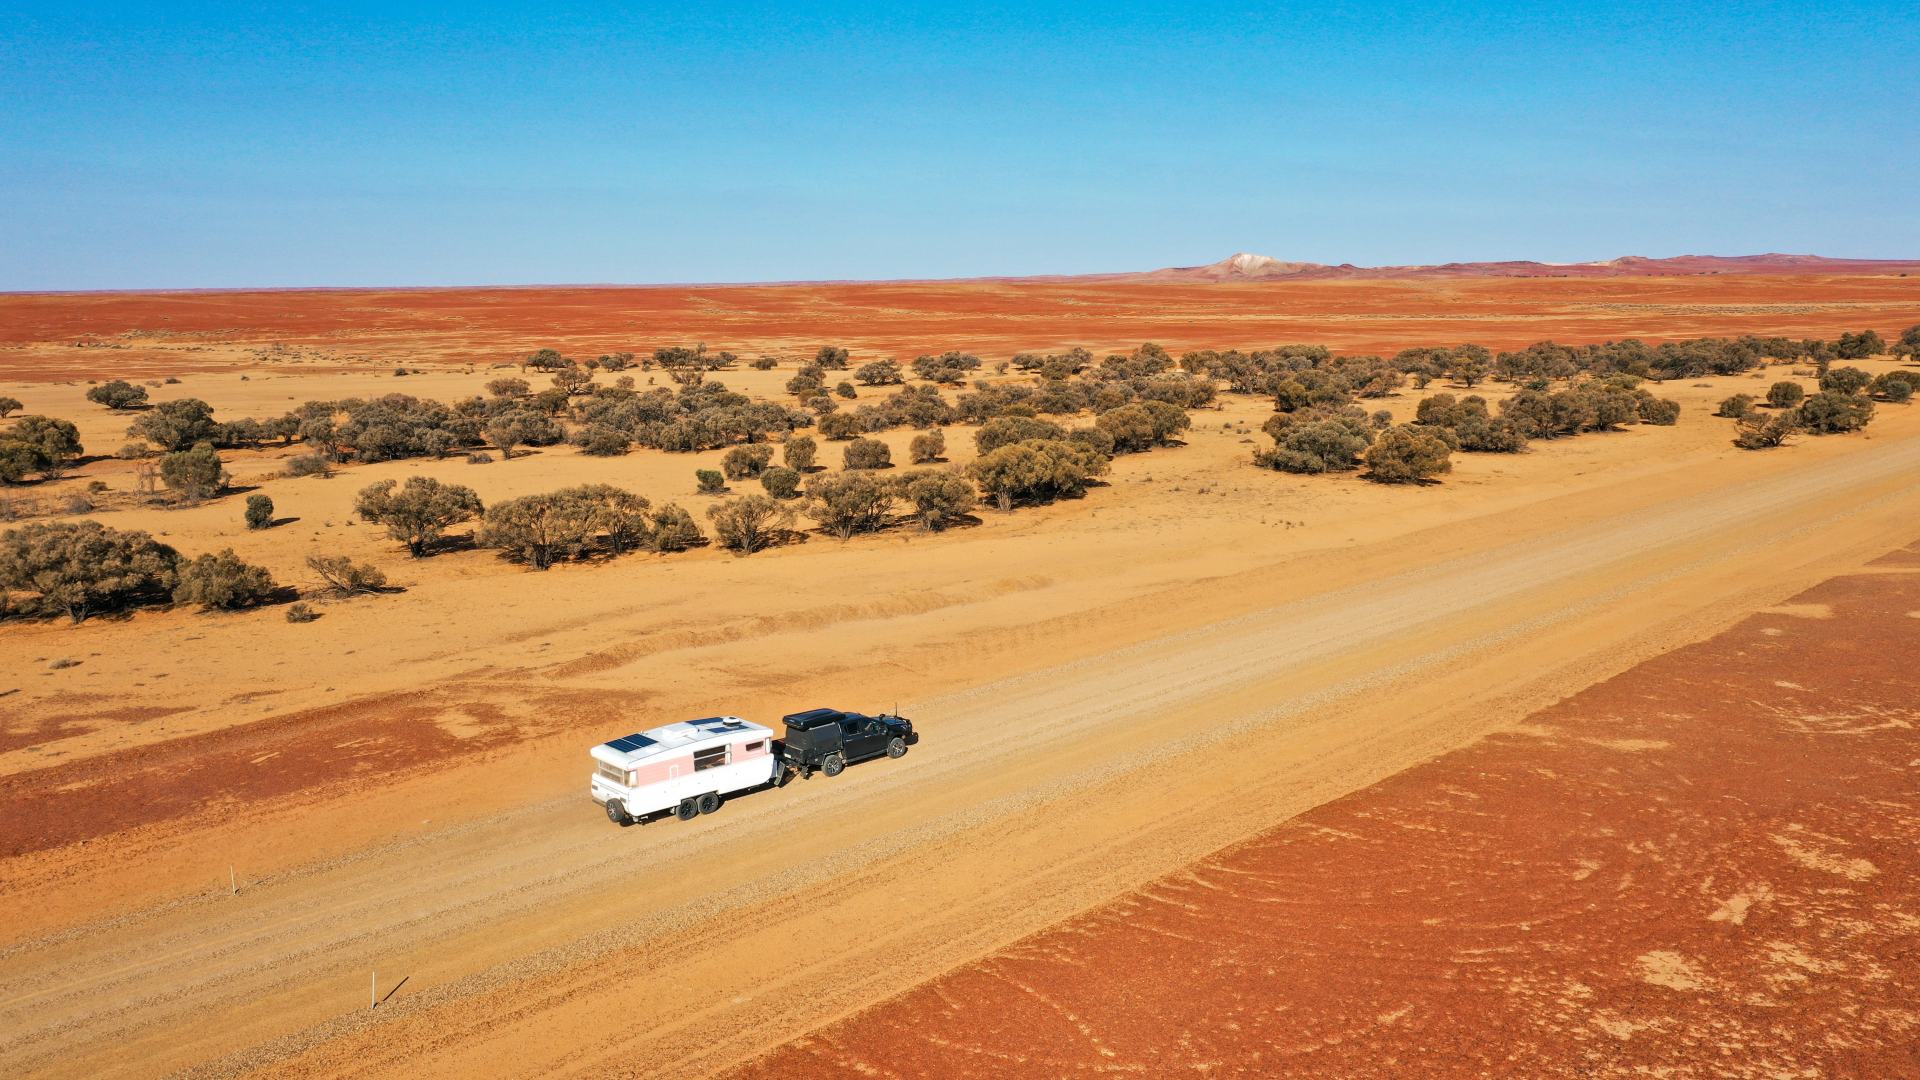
top-left (159, 443), bottom-right (227, 502)
top-left (86, 380), bottom-right (149, 410)
top-left (479, 491), bottom-right (600, 570)
top-left (562, 484), bottom-right (652, 554)
top-left (815, 345), bottom-right (852, 370)
top-left (245, 494), bottom-right (274, 529)
top-left (760, 465), bottom-right (801, 499)
top-left (808, 472), bottom-right (895, 538)
top-left (1364, 425), bottom-right (1453, 483)
top-left (897, 470), bottom-right (976, 531)
top-left (0, 520), bottom-right (179, 622)
top-left (1819, 366), bottom-right (1872, 396)
top-left (855, 359), bottom-right (904, 386)
top-left (127, 398), bottom-right (218, 451)
top-left (353, 476), bottom-right (483, 556)
top-left (1, 415), bottom-right (84, 480)
top-left (783, 435), bottom-right (817, 472)
top-left (306, 553), bottom-right (388, 595)
top-left (486, 409), bottom-right (561, 459)
top-left (1796, 391), bottom-right (1874, 434)
top-left (1448, 345), bottom-right (1492, 388)
top-left (842, 437), bottom-right (892, 470)
top-left (722, 444), bottom-right (774, 479)
top-left (172, 549), bottom-right (279, 610)
top-left (1636, 394), bottom-right (1682, 425)
top-left (1871, 371), bottom-right (1916, 403)
top-left (1255, 416), bottom-right (1371, 473)
top-left (817, 411), bottom-right (864, 439)
top-left (1766, 381), bottom-right (1805, 409)
top-left (1095, 404), bottom-right (1157, 453)
top-left (572, 424), bottom-right (632, 456)
top-left (696, 468), bottom-right (726, 493)
top-left (968, 439), bottom-right (1105, 510)
top-left (975, 415), bottom-right (1066, 454)
top-left (486, 377), bottom-right (530, 398)
top-left (0, 396), bottom-right (20, 418)
top-left (1734, 410), bottom-right (1799, 449)
top-left (1834, 329), bottom-right (1886, 359)
top-left (647, 503), bottom-right (703, 552)
top-left (1716, 394), bottom-right (1757, 419)
top-left (707, 495), bottom-right (793, 553)
top-left (909, 429), bottom-right (945, 464)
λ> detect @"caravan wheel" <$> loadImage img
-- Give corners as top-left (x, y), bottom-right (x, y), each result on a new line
top-left (696, 792), bottom-right (721, 815)
top-left (605, 800), bottom-right (632, 826)
top-left (674, 799), bottom-right (699, 822)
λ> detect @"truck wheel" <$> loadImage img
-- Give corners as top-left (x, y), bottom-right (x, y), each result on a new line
top-left (605, 800), bottom-right (631, 826)
top-left (886, 737), bottom-right (907, 759)
top-left (697, 792), bottom-right (720, 815)
top-left (822, 753), bottom-right (846, 777)
top-left (675, 798), bottom-right (699, 822)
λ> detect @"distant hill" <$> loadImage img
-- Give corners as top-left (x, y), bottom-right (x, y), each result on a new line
top-left (1030, 251), bottom-right (1920, 283)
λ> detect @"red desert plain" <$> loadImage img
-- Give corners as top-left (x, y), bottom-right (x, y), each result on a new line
top-left (2, 269), bottom-right (1919, 1078)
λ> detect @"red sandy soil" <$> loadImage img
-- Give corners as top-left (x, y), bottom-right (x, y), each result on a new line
top-left (734, 545), bottom-right (1920, 1079)
top-left (2, 273), bottom-right (1917, 382)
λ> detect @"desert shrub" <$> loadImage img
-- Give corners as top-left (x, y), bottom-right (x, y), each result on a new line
top-left (808, 472), bottom-right (895, 538)
top-left (173, 549), bottom-right (278, 610)
top-left (2, 415), bottom-right (84, 480)
top-left (968, 439), bottom-right (1106, 511)
top-left (1255, 417), bottom-right (1372, 473)
top-left (911, 351), bottom-right (981, 385)
top-left (486, 377), bottom-right (530, 398)
top-left (353, 477), bottom-right (483, 556)
top-left (524, 348), bottom-right (570, 371)
top-left (127, 398), bottom-right (218, 451)
top-left (285, 602), bottom-right (319, 623)
top-left (245, 494), bottom-right (274, 529)
top-left (1636, 394), bottom-right (1682, 425)
top-left (1452, 413), bottom-right (1527, 452)
top-left (86, 380), bottom-right (149, 410)
top-left (1095, 404), bottom-right (1157, 453)
top-left (817, 411), bottom-right (864, 440)
top-left (1139, 400), bottom-right (1192, 444)
top-left (760, 465), bottom-right (802, 499)
top-left (1766, 381), bottom-right (1806, 409)
top-left (815, 345), bottom-right (852, 370)
top-left (284, 453), bottom-right (334, 478)
top-left (722, 444), bottom-right (774, 480)
top-left (855, 359), bottom-right (904, 385)
top-left (750, 356), bottom-right (779, 370)
top-left (556, 484), bottom-right (652, 553)
top-left (897, 470), bottom-right (977, 531)
top-left (486, 409), bottom-right (562, 459)
top-left (783, 435), bottom-right (818, 472)
top-left (1819, 366), bottom-right (1873, 396)
top-left (834, 382), bottom-right (857, 400)
top-left (975, 415), bottom-right (1066, 454)
top-left (1870, 371), bottom-right (1916, 403)
top-left (1067, 426), bottom-right (1117, 459)
top-left (695, 468), bottom-right (727, 494)
top-left (572, 424), bottom-right (632, 456)
top-left (647, 503), bottom-right (703, 552)
top-left (1796, 391), bottom-right (1874, 434)
top-left (159, 443), bottom-right (228, 502)
top-left (1715, 394), bottom-right (1756, 419)
top-left (1364, 425), bottom-right (1453, 484)
top-left (551, 366), bottom-right (595, 396)
top-left (0, 396), bottom-right (20, 418)
top-left (116, 442), bottom-right (149, 460)
top-left (466, 451), bottom-right (493, 464)
top-left (1834, 330), bottom-right (1886, 360)
top-left (842, 437), bottom-right (892, 470)
top-left (707, 495), bottom-right (793, 553)
top-left (909, 429), bottom-right (945, 464)
top-left (478, 491), bottom-right (601, 570)
top-left (306, 553), bottom-right (388, 595)
top-left (1734, 411), bottom-right (1799, 449)
top-left (0, 520), bottom-right (179, 622)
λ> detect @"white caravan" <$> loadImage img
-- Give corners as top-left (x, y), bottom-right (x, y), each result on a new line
top-left (589, 716), bottom-right (781, 825)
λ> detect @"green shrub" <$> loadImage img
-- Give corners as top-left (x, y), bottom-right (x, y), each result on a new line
top-left (1766, 381), bottom-right (1805, 409)
top-left (975, 415), bottom-right (1066, 454)
top-left (2, 415), bottom-right (84, 480)
top-left (1255, 418), bottom-right (1371, 473)
top-left (817, 411), bottom-right (864, 439)
top-left (722, 444), bottom-right (774, 479)
top-left (86, 380), bottom-right (149, 410)
top-left (909, 429), bottom-right (946, 464)
top-left (897, 470), bottom-right (977, 531)
top-left (1716, 394), bottom-right (1756, 419)
top-left (1797, 391), bottom-right (1874, 434)
top-left (0, 520), bottom-right (179, 622)
top-left (245, 494), bottom-right (274, 529)
top-left (1819, 366), bottom-right (1872, 396)
top-left (707, 495), bottom-right (793, 553)
top-left (173, 549), bottom-right (279, 610)
top-left (855, 360), bottom-right (904, 385)
top-left (1364, 425), bottom-right (1453, 484)
top-left (968, 439), bottom-right (1106, 510)
top-left (306, 553), bottom-right (388, 595)
top-left (478, 491), bottom-right (600, 570)
top-left (760, 466), bottom-right (802, 499)
top-left (1637, 394), bottom-right (1682, 425)
top-left (353, 477), bottom-right (483, 556)
top-left (808, 472), bottom-right (895, 538)
top-left (843, 437), bottom-right (892, 470)
top-left (159, 443), bottom-right (228, 502)
top-left (695, 468), bottom-right (726, 494)
top-left (1733, 411), bottom-right (1798, 449)
top-left (783, 435), bottom-right (817, 472)
top-left (284, 452), bottom-right (333, 478)
top-left (127, 398), bottom-right (218, 451)
top-left (647, 503), bottom-right (703, 552)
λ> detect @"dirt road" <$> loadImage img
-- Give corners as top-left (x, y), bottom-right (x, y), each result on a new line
top-left (4, 418), bottom-right (1920, 1078)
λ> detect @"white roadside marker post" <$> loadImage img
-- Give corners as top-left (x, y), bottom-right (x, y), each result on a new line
top-left (370, 970), bottom-right (376, 1011)
top-left (229, 866), bottom-right (237, 895)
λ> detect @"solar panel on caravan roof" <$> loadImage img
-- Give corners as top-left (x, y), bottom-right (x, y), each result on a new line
top-left (607, 734), bottom-right (658, 753)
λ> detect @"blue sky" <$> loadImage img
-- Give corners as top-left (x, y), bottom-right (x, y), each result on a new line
top-left (2, 1), bottom-right (1914, 289)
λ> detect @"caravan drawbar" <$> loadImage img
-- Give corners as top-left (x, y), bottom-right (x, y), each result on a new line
top-left (590, 708), bottom-right (916, 825)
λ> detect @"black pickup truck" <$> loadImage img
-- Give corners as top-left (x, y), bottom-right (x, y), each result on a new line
top-left (775, 707), bottom-right (916, 778)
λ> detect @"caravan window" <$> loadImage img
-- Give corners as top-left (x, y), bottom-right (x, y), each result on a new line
top-left (693, 745), bottom-right (729, 771)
